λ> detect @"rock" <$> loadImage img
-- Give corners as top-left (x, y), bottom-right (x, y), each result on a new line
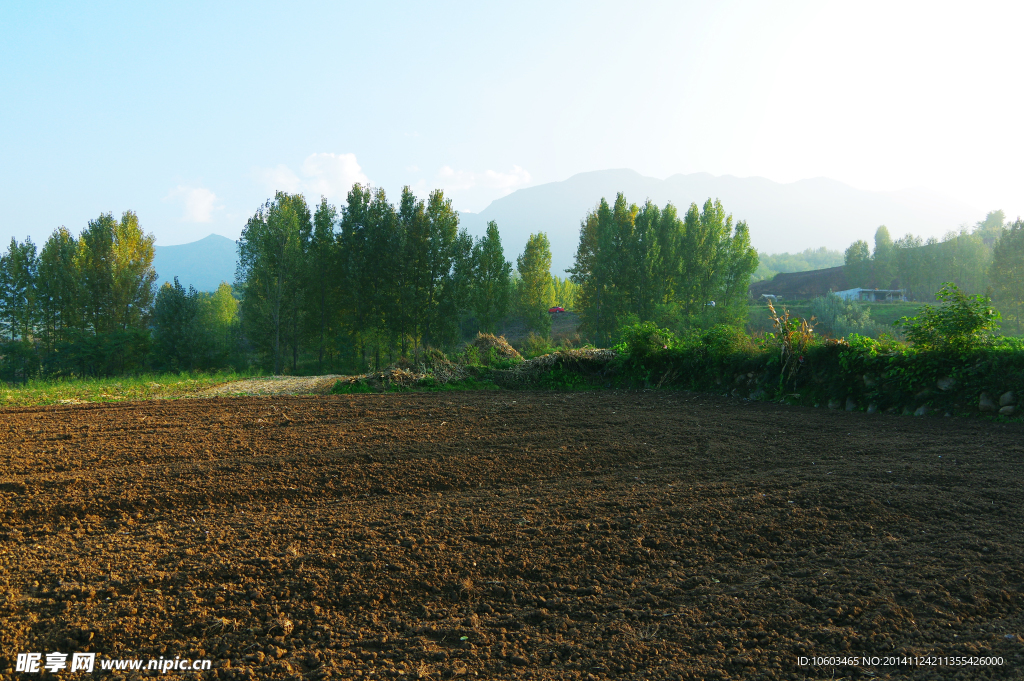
top-left (863, 374), bottom-right (878, 388)
top-left (509, 654), bottom-right (529, 666)
top-left (1000, 405), bottom-right (1015, 416)
top-left (845, 397), bottom-right (857, 412)
top-left (914, 405), bottom-right (928, 417)
top-left (979, 393), bottom-right (997, 413)
top-left (866, 403), bottom-right (878, 414)
top-left (828, 399), bottom-right (841, 410)
top-left (936, 377), bottom-right (955, 391)
top-left (1000, 391), bottom-right (1015, 407)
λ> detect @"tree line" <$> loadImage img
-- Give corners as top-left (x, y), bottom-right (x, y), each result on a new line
top-left (0, 186), bottom-right (759, 380)
top-left (843, 210), bottom-right (1024, 333)
top-left (232, 187), bottom-right (576, 374)
top-left (0, 212), bottom-right (159, 380)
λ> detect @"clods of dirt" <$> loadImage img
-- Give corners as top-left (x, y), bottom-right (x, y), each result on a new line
top-left (0, 391), bottom-right (1022, 679)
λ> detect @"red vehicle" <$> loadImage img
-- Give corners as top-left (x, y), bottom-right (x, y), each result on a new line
top-left (548, 306), bottom-right (566, 313)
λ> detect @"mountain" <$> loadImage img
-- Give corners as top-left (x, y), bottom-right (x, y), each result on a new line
top-left (153, 234), bottom-right (237, 292)
top-left (457, 169), bottom-right (982, 276)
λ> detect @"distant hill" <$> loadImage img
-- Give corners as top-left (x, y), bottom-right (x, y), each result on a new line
top-left (457, 169), bottom-right (981, 276)
top-left (153, 234), bottom-right (237, 292)
top-left (749, 266), bottom-right (849, 300)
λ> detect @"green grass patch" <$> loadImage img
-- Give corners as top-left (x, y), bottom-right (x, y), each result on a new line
top-left (0, 370), bottom-right (257, 409)
top-left (415, 376), bottom-right (501, 392)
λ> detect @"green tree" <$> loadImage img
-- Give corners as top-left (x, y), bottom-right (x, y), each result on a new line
top-left (37, 226), bottom-right (82, 351)
top-left (516, 232), bottom-right (554, 336)
top-left (844, 240), bottom-right (872, 288)
top-left (0, 237), bottom-right (39, 341)
top-left (714, 219), bottom-right (759, 326)
top-left (551, 275), bottom-right (579, 309)
top-left (872, 226), bottom-right (896, 288)
top-left (305, 197), bottom-right (338, 372)
top-left (569, 198), bottom-right (616, 343)
top-left (990, 218), bottom-right (1024, 334)
top-left (152, 277), bottom-right (206, 370)
top-left (237, 192), bottom-right (308, 373)
top-left (471, 221), bottom-right (513, 333)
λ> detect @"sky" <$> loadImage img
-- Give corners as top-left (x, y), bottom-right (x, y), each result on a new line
top-left (1, 0), bottom-right (1021, 249)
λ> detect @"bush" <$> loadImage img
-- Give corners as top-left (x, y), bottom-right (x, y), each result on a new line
top-left (896, 283), bottom-right (1001, 353)
top-left (519, 332), bottom-right (552, 359)
top-left (616, 321), bottom-right (678, 359)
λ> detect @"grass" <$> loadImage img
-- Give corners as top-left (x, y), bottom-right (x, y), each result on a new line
top-left (0, 370), bottom-right (257, 409)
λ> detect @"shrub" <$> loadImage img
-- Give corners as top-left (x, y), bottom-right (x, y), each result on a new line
top-left (519, 332), bottom-right (552, 359)
top-left (616, 321), bottom-right (678, 359)
top-left (895, 283), bottom-right (1001, 353)
top-left (809, 292), bottom-right (883, 339)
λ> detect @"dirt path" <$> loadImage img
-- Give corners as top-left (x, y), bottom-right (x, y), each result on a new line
top-left (1, 391), bottom-right (1022, 679)
top-left (198, 375), bottom-right (344, 397)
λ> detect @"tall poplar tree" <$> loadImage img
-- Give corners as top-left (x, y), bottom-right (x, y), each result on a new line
top-left (237, 192), bottom-right (307, 373)
top-left (471, 221), bottom-right (512, 333)
top-left (516, 232), bottom-right (554, 336)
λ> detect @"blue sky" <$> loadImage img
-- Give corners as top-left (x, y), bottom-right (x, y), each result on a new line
top-left (2, 1), bottom-right (1021, 248)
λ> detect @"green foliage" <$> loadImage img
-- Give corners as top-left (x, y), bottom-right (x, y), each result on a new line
top-left (570, 193), bottom-right (757, 344)
top-left (516, 232), bottom-right (554, 336)
top-left (990, 218), bottom-right (1024, 334)
top-left (519, 332), bottom-right (552, 359)
top-left (809, 292), bottom-right (883, 339)
top-left (615, 321), bottom-right (677, 358)
top-left (471, 221), bottom-right (513, 333)
top-left (896, 283), bottom-right (1001, 352)
top-left (843, 240), bottom-right (872, 287)
top-left (752, 247), bottom-right (844, 282)
top-left (537, 367), bottom-right (589, 391)
top-left (551, 275), bottom-right (579, 309)
top-left (872, 226), bottom-right (896, 287)
top-left (330, 379), bottom-right (374, 394)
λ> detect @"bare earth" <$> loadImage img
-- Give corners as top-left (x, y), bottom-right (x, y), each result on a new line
top-left (1, 390), bottom-right (1023, 680)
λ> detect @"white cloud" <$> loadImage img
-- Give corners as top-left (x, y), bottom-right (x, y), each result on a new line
top-left (255, 153), bottom-right (369, 201)
top-left (437, 164), bottom-right (532, 194)
top-left (164, 185), bottom-right (221, 223)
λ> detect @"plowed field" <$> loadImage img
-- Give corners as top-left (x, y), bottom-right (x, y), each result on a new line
top-left (1, 391), bottom-right (1023, 680)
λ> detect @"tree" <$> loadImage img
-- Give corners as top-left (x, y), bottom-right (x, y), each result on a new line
top-left (0, 237), bottom-right (39, 341)
top-left (37, 226), bottom-right (82, 351)
top-left (569, 198), bottom-right (616, 344)
top-left (152, 278), bottom-right (205, 370)
top-left (872, 226), bottom-right (896, 288)
top-left (471, 221), bottom-right (513, 333)
top-left (237, 192), bottom-right (308, 373)
top-left (844, 240), bottom-right (871, 288)
top-left (676, 199), bottom-right (730, 320)
top-left (305, 198), bottom-right (338, 372)
top-left (76, 211), bottom-right (156, 336)
top-left (990, 218), bottom-right (1024, 334)
top-left (516, 232), bottom-right (554, 336)
top-left (714, 219), bottom-right (759, 326)
top-left (420, 189), bottom-right (463, 348)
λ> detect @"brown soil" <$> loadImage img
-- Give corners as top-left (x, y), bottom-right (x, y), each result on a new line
top-left (1, 391), bottom-right (1022, 680)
